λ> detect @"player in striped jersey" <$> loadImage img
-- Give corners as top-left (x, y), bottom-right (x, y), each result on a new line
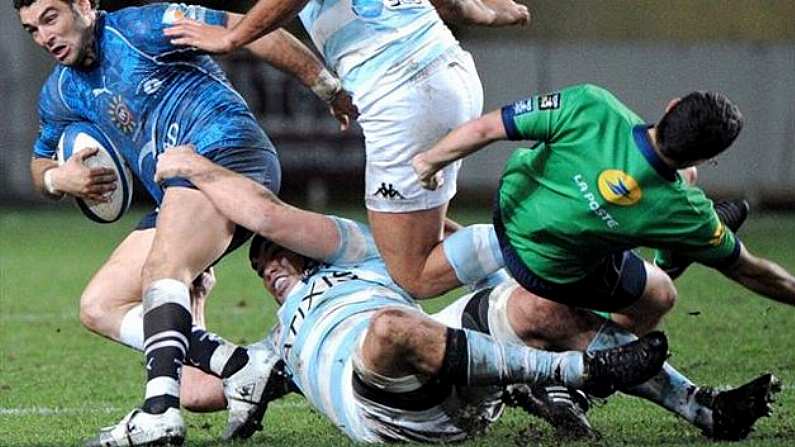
top-left (162, 0), bottom-right (530, 302)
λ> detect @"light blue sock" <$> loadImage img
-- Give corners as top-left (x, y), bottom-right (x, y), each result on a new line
top-left (442, 225), bottom-right (504, 285)
top-left (464, 329), bottom-right (585, 388)
top-left (469, 268), bottom-right (511, 292)
top-left (588, 321), bottom-right (712, 429)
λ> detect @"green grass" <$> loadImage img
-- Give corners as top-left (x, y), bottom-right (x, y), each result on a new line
top-left (2, 206), bottom-right (795, 446)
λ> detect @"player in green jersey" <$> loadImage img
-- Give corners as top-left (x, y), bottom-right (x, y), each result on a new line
top-left (412, 84), bottom-right (795, 335)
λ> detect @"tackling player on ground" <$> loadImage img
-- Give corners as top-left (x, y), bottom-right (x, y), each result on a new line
top-left (154, 145), bottom-right (780, 443)
top-left (15, 1), bottom-right (355, 445)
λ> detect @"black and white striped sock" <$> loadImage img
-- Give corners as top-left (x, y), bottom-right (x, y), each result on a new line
top-left (141, 279), bottom-right (192, 415)
top-left (187, 326), bottom-right (249, 378)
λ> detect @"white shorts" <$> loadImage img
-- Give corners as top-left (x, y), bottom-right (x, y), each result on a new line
top-left (357, 46), bottom-right (484, 212)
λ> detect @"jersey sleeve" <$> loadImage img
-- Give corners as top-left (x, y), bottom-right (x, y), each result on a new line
top-left (110, 3), bottom-right (228, 57)
top-left (653, 192), bottom-right (741, 270)
top-left (500, 84), bottom-right (605, 142)
top-left (33, 70), bottom-right (82, 159)
top-left (324, 217), bottom-right (380, 266)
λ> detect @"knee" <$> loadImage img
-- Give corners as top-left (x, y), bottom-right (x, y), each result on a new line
top-left (653, 281), bottom-right (677, 314)
top-left (79, 289), bottom-right (110, 334)
top-left (367, 308), bottom-right (416, 348)
top-left (507, 292), bottom-right (576, 348)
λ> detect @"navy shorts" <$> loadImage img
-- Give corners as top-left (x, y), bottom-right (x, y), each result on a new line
top-left (137, 147), bottom-right (281, 261)
top-left (493, 202), bottom-right (647, 312)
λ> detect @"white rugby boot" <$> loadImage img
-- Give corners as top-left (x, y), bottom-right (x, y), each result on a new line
top-left (222, 345), bottom-right (283, 440)
top-left (84, 407), bottom-right (185, 447)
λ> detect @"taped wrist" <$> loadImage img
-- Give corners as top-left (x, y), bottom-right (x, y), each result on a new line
top-left (311, 68), bottom-right (342, 103)
top-left (43, 168), bottom-right (64, 198)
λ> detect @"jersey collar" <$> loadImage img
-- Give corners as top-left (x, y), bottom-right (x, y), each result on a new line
top-left (633, 125), bottom-right (677, 181)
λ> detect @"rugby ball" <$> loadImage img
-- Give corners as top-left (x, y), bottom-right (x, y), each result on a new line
top-left (57, 123), bottom-right (133, 223)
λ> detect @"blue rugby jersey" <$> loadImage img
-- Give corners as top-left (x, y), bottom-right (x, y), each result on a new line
top-left (33, 3), bottom-right (274, 203)
top-left (298, 0), bottom-right (458, 98)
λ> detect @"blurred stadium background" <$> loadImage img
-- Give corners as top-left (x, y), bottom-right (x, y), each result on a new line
top-left (2, 0), bottom-right (794, 210)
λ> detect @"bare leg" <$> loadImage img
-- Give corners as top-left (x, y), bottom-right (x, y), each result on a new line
top-left (79, 228), bottom-right (154, 349)
top-left (368, 207), bottom-right (461, 299)
top-left (611, 261), bottom-right (677, 335)
top-left (357, 307), bottom-right (665, 393)
top-left (139, 187), bottom-right (234, 414)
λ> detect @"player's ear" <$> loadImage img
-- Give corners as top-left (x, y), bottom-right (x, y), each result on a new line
top-left (75, 0), bottom-right (93, 15)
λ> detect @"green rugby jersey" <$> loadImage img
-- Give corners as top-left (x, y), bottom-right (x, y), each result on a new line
top-left (498, 84), bottom-right (740, 283)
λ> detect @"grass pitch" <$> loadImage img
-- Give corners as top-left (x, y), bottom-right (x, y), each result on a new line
top-left (2, 206), bottom-right (795, 446)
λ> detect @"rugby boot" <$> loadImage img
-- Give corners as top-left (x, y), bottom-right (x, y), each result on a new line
top-left (663, 199), bottom-right (750, 280)
top-left (581, 331), bottom-right (668, 398)
top-left (702, 373), bottom-right (781, 441)
top-left (223, 346), bottom-right (292, 440)
top-left (504, 384), bottom-right (599, 440)
top-left (84, 407), bottom-right (185, 447)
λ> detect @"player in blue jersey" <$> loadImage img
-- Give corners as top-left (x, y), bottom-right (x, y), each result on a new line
top-left (156, 146), bottom-right (778, 443)
top-left (15, 0), bottom-right (356, 445)
top-left (162, 0), bottom-right (530, 301)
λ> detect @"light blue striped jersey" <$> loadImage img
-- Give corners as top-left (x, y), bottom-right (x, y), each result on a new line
top-left (298, 0), bottom-right (458, 97)
top-left (275, 217), bottom-right (419, 440)
top-left (33, 4), bottom-right (274, 203)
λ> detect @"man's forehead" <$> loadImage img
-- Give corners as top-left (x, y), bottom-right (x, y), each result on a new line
top-left (19, 0), bottom-right (67, 21)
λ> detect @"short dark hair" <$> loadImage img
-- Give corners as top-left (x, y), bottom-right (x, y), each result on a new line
top-left (13, 0), bottom-right (97, 10)
top-left (248, 234), bottom-right (274, 266)
top-left (248, 234), bottom-right (320, 280)
top-left (656, 91), bottom-right (743, 165)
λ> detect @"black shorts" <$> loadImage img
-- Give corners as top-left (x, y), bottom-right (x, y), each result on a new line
top-left (137, 147), bottom-right (281, 262)
top-left (493, 202), bottom-right (647, 312)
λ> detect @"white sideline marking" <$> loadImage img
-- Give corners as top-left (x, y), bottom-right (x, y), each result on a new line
top-left (0, 401), bottom-right (309, 417)
top-left (1, 307), bottom-right (256, 323)
top-left (0, 313), bottom-right (74, 322)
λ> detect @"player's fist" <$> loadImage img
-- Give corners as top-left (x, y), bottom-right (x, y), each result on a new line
top-left (329, 91), bottom-right (359, 132)
top-left (488, 0), bottom-right (530, 27)
top-left (164, 18), bottom-right (235, 54)
top-left (412, 152), bottom-right (444, 191)
top-left (52, 147), bottom-right (117, 202)
top-left (154, 145), bottom-right (203, 183)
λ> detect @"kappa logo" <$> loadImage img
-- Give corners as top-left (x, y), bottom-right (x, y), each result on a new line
top-left (374, 183), bottom-right (405, 200)
top-left (597, 169), bottom-right (642, 206)
top-left (539, 92), bottom-right (561, 110)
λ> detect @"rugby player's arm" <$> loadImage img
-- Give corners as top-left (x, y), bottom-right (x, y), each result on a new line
top-left (413, 109), bottom-right (506, 189)
top-left (153, 147), bottom-right (341, 261)
top-left (224, 0), bottom-right (309, 52)
top-left (432, 0), bottom-right (529, 27)
top-left (721, 244), bottom-right (795, 306)
top-left (226, 14), bottom-right (326, 93)
top-left (30, 153), bottom-right (116, 202)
